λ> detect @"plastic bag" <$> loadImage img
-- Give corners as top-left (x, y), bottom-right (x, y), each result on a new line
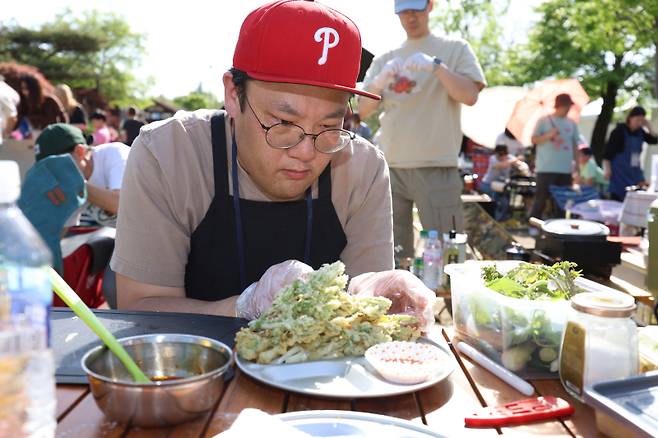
top-left (348, 270), bottom-right (436, 333)
top-left (235, 260), bottom-right (313, 320)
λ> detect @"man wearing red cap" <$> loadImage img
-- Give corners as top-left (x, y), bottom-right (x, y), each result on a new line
top-left (358, 0), bottom-right (485, 260)
top-left (529, 93), bottom-right (582, 219)
top-left (109, 1), bottom-right (416, 317)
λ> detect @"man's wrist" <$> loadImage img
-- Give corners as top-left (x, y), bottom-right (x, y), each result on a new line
top-left (432, 57), bottom-right (443, 72)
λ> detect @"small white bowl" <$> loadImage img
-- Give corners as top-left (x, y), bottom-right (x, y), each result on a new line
top-left (365, 341), bottom-right (443, 385)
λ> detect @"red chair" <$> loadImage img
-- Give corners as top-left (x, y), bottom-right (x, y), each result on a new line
top-left (465, 139), bottom-right (492, 191)
top-left (59, 227), bottom-right (115, 308)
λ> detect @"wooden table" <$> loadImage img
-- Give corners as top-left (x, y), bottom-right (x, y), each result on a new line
top-left (55, 329), bottom-right (603, 437)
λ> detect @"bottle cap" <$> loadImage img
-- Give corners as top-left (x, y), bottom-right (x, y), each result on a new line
top-left (0, 161), bottom-right (20, 203)
top-left (420, 230), bottom-right (429, 238)
top-left (428, 230), bottom-right (438, 239)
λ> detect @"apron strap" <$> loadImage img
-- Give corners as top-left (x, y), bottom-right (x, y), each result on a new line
top-left (318, 164), bottom-right (332, 200)
top-left (210, 113), bottom-right (229, 197)
top-left (231, 134), bottom-right (247, 291)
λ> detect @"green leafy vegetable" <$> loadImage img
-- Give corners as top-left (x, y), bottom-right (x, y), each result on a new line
top-left (481, 265), bottom-right (503, 283)
top-left (481, 262), bottom-right (582, 301)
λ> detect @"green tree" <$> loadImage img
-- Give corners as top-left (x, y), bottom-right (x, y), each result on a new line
top-left (430, 0), bottom-right (514, 86)
top-left (0, 10), bottom-right (146, 106)
top-left (511, 0), bottom-right (657, 160)
top-left (173, 85), bottom-right (221, 111)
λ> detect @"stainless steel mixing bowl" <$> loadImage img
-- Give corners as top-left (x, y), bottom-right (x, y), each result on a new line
top-left (81, 333), bottom-right (233, 427)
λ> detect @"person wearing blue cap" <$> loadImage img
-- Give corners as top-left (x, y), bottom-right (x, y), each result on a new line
top-left (359, 0), bottom-right (486, 259)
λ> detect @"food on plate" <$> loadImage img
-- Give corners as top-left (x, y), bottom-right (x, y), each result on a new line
top-left (454, 261), bottom-right (583, 373)
top-left (365, 341), bottom-right (442, 384)
top-left (235, 262), bottom-right (420, 364)
top-left (348, 270), bottom-right (436, 333)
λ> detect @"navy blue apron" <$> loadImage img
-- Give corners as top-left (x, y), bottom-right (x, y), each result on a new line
top-left (609, 128), bottom-right (645, 200)
top-left (184, 112), bottom-right (347, 301)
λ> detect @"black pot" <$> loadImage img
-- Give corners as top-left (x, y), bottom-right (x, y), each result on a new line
top-left (505, 243), bottom-right (530, 261)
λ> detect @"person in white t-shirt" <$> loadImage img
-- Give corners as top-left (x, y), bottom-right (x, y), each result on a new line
top-left (495, 128), bottom-right (526, 157)
top-left (34, 124), bottom-right (129, 225)
top-left (359, 0), bottom-right (486, 258)
top-left (480, 144), bottom-right (527, 221)
top-left (0, 76), bottom-right (20, 142)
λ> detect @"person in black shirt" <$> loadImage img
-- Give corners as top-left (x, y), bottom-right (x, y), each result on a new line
top-left (121, 106), bottom-right (145, 146)
top-left (603, 106), bottom-right (658, 200)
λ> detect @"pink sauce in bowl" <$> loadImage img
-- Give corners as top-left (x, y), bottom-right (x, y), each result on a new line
top-left (365, 341), bottom-right (443, 385)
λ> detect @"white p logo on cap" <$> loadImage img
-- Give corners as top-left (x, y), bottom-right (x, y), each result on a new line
top-left (314, 27), bottom-right (339, 66)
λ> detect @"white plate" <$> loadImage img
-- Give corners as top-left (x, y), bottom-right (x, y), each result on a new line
top-left (276, 410), bottom-right (446, 437)
top-left (235, 338), bottom-right (454, 398)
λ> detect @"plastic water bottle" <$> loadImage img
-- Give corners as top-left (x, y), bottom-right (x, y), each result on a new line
top-left (415, 230), bottom-right (429, 259)
top-left (422, 230), bottom-right (442, 290)
top-left (413, 257), bottom-right (424, 281)
top-left (0, 161), bottom-right (55, 438)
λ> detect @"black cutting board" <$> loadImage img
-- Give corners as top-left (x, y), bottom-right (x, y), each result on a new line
top-left (52, 308), bottom-right (248, 384)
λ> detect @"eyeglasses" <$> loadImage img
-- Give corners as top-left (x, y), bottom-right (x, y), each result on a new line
top-left (245, 97), bottom-right (355, 154)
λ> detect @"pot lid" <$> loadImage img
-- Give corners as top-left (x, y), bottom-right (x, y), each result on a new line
top-left (543, 219), bottom-right (609, 237)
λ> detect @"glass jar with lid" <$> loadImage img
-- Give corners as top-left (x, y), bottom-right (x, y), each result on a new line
top-left (559, 291), bottom-right (638, 401)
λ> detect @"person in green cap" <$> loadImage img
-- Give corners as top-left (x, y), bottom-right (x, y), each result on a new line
top-left (35, 123), bottom-right (130, 226)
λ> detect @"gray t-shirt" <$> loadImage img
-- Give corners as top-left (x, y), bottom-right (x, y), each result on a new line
top-left (533, 115), bottom-right (580, 174)
top-left (110, 110), bottom-right (395, 288)
top-left (363, 34), bottom-right (486, 168)
top-left (482, 154), bottom-right (514, 184)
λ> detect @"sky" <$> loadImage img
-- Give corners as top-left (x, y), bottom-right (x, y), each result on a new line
top-left (6, 0), bottom-right (541, 101)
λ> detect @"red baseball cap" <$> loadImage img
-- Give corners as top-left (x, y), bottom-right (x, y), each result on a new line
top-left (233, 0), bottom-right (381, 100)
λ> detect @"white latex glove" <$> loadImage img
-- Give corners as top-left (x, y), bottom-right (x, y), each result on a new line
top-left (235, 260), bottom-right (313, 320)
top-left (371, 57), bottom-right (405, 90)
top-left (403, 52), bottom-right (435, 72)
top-left (348, 270), bottom-right (437, 333)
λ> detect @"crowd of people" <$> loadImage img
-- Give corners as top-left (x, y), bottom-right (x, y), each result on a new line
top-left (476, 97), bottom-right (657, 222)
top-left (1, 0), bottom-right (657, 318)
top-left (0, 63), bottom-right (147, 236)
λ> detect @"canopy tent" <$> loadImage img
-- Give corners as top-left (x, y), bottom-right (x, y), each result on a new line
top-left (461, 86), bottom-right (526, 148)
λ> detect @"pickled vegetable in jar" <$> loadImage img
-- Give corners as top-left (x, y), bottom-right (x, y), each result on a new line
top-left (559, 292), bottom-right (638, 401)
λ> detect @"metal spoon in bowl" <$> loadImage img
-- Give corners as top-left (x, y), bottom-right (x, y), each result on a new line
top-left (49, 267), bottom-right (151, 383)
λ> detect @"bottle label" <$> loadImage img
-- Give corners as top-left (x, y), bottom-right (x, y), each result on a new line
top-left (5, 264), bottom-right (51, 345)
top-left (560, 321), bottom-right (586, 398)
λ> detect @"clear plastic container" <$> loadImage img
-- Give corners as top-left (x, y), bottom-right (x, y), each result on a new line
top-left (444, 260), bottom-right (626, 377)
top-left (0, 161), bottom-right (55, 437)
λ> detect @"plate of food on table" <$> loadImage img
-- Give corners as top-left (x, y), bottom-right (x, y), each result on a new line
top-left (234, 261), bottom-right (454, 398)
